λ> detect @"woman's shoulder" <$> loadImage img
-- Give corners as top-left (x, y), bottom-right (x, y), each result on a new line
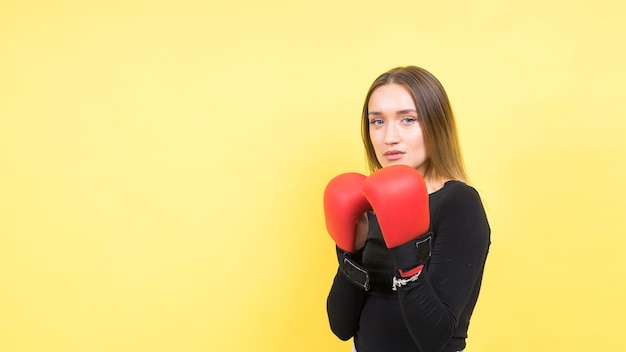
top-left (430, 180), bottom-right (485, 212)
top-left (430, 180), bottom-right (490, 235)
top-left (435, 180), bottom-right (480, 198)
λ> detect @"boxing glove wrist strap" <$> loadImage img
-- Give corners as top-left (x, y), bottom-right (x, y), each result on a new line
top-left (390, 233), bottom-right (433, 273)
top-left (339, 255), bottom-right (370, 291)
top-left (392, 268), bottom-right (422, 291)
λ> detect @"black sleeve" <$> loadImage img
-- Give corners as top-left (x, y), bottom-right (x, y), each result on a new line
top-left (397, 184), bottom-right (490, 351)
top-left (326, 247), bottom-right (367, 341)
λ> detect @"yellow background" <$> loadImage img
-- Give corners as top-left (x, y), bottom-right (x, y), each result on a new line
top-left (1, 0), bottom-right (625, 351)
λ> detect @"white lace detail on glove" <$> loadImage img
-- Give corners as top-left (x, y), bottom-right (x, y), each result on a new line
top-left (392, 271), bottom-right (421, 291)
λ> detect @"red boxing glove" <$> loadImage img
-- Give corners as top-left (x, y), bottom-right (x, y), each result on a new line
top-left (323, 172), bottom-right (371, 253)
top-left (362, 165), bottom-right (432, 279)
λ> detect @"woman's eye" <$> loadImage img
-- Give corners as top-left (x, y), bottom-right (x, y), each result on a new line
top-left (370, 119), bottom-right (384, 126)
top-left (402, 117), bottom-right (417, 124)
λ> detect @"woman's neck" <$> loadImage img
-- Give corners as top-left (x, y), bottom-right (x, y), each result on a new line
top-left (424, 169), bottom-right (450, 194)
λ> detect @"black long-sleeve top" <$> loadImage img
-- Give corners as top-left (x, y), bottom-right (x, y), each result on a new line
top-left (327, 181), bottom-right (491, 352)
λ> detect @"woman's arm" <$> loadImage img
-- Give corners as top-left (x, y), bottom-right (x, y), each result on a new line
top-left (398, 184), bottom-right (490, 351)
top-left (326, 247), bottom-right (368, 340)
top-left (323, 173), bottom-right (372, 340)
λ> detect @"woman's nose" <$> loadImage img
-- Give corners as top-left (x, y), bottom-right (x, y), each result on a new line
top-left (384, 124), bottom-right (399, 144)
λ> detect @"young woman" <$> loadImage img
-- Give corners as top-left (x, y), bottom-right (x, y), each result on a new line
top-left (324, 66), bottom-right (490, 352)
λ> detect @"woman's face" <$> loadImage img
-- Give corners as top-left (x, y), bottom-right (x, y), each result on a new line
top-left (367, 83), bottom-right (429, 174)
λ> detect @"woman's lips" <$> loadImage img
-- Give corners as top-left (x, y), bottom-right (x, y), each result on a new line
top-left (383, 150), bottom-right (404, 161)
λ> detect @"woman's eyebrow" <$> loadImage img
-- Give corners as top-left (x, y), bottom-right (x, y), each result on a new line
top-left (395, 109), bottom-right (418, 115)
top-left (368, 109), bottom-right (417, 116)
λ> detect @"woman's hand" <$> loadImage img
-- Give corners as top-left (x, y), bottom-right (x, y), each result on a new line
top-left (355, 212), bottom-right (369, 251)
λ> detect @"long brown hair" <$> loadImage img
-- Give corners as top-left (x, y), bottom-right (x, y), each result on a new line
top-left (361, 66), bottom-right (468, 182)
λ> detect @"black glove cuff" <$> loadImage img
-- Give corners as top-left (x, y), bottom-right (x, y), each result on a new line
top-left (339, 255), bottom-right (370, 291)
top-left (389, 232), bottom-right (433, 272)
top-left (335, 245), bottom-right (364, 264)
